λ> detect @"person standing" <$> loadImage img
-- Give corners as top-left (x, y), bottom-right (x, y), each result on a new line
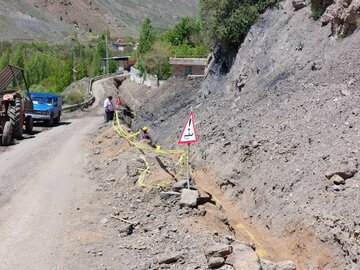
top-left (103, 96), bottom-right (114, 122)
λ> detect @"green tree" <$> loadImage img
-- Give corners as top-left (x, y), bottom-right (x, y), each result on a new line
top-left (143, 41), bottom-right (172, 84)
top-left (76, 60), bottom-right (88, 80)
top-left (56, 59), bottom-right (73, 91)
top-left (0, 49), bottom-right (10, 70)
top-left (200, 0), bottom-right (277, 50)
top-left (109, 60), bottom-right (118, 73)
top-left (9, 46), bottom-right (24, 68)
top-left (168, 17), bottom-right (202, 46)
top-left (139, 18), bottom-right (155, 56)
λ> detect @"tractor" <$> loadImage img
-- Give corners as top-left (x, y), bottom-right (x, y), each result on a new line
top-left (0, 65), bottom-right (34, 146)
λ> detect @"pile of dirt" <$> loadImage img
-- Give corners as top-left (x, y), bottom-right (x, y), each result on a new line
top-left (111, 0), bottom-right (359, 269)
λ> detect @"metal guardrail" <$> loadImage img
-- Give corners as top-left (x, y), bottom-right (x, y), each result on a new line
top-left (61, 72), bottom-right (130, 112)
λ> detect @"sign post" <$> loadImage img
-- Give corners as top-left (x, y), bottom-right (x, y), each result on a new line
top-left (178, 111), bottom-right (198, 189)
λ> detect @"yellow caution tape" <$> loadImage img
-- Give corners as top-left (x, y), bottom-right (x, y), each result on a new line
top-left (235, 223), bottom-right (267, 257)
top-left (112, 111), bottom-right (188, 188)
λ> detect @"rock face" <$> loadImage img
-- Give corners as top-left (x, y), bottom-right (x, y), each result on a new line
top-left (292, 0), bottom-right (311, 10)
top-left (124, 0), bottom-right (360, 268)
top-left (320, 0), bottom-right (360, 37)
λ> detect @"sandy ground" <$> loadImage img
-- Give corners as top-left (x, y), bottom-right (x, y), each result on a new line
top-left (0, 78), bottom-right (107, 269)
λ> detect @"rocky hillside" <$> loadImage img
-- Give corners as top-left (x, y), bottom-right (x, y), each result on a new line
top-left (0, 0), bottom-right (199, 42)
top-left (115, 0), bottom-right (359, 269)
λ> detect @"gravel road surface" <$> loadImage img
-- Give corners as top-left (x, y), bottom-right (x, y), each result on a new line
top-left (0, 79), bottom-right (107, 269)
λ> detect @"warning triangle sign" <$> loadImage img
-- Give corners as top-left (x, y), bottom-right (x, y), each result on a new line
top-left (178, 112), bottom-right (198, 144)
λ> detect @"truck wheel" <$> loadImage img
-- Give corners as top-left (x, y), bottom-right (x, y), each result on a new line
top-left (2, 121), bottom-right (13, 146)
top-left (9, 95), bottom-right (23, 139)
top-left (25, 116), bottom-right (34, 134)
top-left (54, 114), bottom-right (61, 126)
top-left (47, 113), bottom-right (54, 127)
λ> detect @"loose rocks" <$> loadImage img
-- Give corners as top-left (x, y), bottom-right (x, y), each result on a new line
top-left (172, 180), bottom-right (188, 192)
top-left (331, 174), bottom-right (345, 185)
top-left (226, 243), bottom-right (260, 270)
top-left (277, 260), bottom-right (296, 270)
top-left (208, 256), bottom-right (226, 268)
top-left (325, 169), bottom-right (357, 180)
top-left (157, 251), bottom-right (183, 264)
top-left (205, 244), bottom-right (233, 258)
top-left (260, 259), bottom-right (277, 270)
top-left (205, 244), bottom-right (233, 269)
top-left (179, 189), bottom-right (199, 208)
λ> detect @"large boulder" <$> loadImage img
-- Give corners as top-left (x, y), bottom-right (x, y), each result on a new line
top-left (226, 243), bottom-right (261, 270)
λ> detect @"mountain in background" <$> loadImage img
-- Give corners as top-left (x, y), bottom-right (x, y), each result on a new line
top-left (0, 0), bottom-right (199, 42)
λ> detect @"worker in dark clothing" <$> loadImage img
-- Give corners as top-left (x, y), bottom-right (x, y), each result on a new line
top-left (140, 127), bottom-right (150, 140)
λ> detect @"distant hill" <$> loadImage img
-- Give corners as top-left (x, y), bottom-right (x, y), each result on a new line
top-left (0, 0), bottom-right (199, 42)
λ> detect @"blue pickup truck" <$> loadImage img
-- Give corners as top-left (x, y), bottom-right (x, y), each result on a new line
top-left (25, 92), bottom-right (63, 126)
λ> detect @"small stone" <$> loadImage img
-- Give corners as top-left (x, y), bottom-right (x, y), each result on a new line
top-left (157, 252), bottom-right (182, 264)
top-left (100, 218), bottom-right (108, 224)
top-left (325, 169), bottom-right (357, 180)
top-left (172, 180), bottom-right (188, 192)
top-left (198, 189), bottom-right (212, 204)
top-left (332, 185), bottom-right (342, 191)
top-left (179, 189), bottom-right (199, 208)
top-left (331, 174), bottom-right (345, 185)
top-left (252, 141), bottom-right (260, 148)
top-left (277, 260), bottom-right (296, 270)
top-left (208, 256), bottom-right (225, 268)
top-left (341, 89), bottom-right (351, 96)
top-left (205, 244), bottom-right (233, 258)
top-left (118, 224), bottom-right (134, 235)
top-left (261, 259), bottom-right (277, 270)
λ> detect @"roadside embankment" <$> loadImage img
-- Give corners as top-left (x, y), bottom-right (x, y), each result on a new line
top-left (109, 0), bottom-right (360, 267)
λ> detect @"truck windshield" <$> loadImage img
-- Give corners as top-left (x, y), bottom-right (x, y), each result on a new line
top-left (32, 97), bottom-right (53, 104)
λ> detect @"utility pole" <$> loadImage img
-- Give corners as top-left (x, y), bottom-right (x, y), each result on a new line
top-left (105, 32), bottom-right (109, 75)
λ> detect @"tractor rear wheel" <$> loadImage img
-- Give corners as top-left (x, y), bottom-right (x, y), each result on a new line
top-left (25, 115), bottom-right (34, 134)
top-left (9, 95), bottom-right (23, 139)
top-left (2, 121), bottom-right (13, 146)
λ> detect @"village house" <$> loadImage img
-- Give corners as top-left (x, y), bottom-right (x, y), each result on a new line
top-left (169, 57), bottom-right (208, 77)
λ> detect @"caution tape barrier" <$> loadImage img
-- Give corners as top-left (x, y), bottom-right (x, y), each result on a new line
top-left (112, 111), bottom-right (188, 188)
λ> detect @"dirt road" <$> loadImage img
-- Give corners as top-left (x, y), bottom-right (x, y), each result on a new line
top-left (0, 79), bottom-right (107, 269)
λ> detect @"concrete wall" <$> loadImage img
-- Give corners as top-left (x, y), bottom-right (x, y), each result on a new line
top-left (172, 65), bottom-right (206, 77)
top-left (130, 67), bottom-right (165, 88)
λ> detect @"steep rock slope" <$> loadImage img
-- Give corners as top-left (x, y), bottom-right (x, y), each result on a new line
top-left (0, 0), bottom-right (72, 42)
top-left (119, 0), bottom-right (359, 269)
top-left (0, 0), bottom-right (199, 41)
